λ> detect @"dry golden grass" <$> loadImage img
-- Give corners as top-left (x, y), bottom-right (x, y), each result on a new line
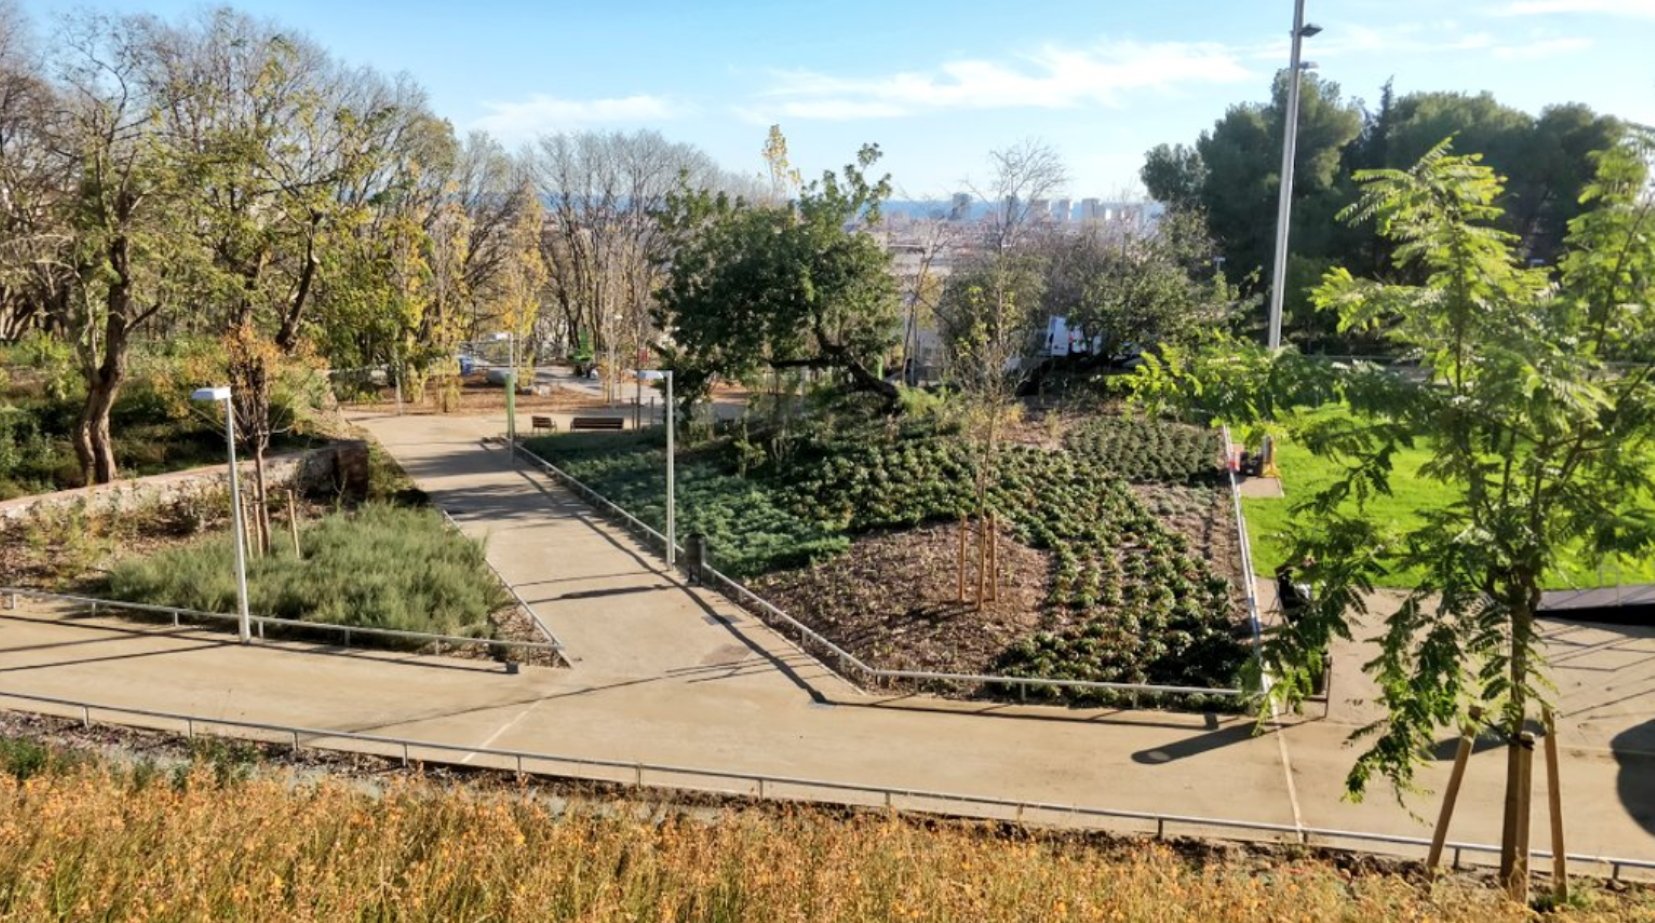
top-left (0, 757), bottom-right (1649, 922)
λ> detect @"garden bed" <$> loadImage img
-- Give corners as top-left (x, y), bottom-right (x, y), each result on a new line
top-left (527, 413), bottom-right (1250, 707)
top-left (0, 440), bottom-right (556, 665)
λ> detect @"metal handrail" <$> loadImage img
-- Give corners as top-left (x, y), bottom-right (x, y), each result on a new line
top-left (1, 587), bottom-right (561, 655)
top-left (436, 508), bottom-right (568, 652)
top-left (0, 686), bottom-right (1648, 881)
top-left (1221, 425), bottom-right (1266, 654)
top-left (512, 442), bottom-right (1248, 701)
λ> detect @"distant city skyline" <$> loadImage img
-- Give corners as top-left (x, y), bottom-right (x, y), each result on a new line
top-left (16, 0), bottom-right (1655, 194)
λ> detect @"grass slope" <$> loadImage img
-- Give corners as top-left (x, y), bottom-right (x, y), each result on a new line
top-left (1242, 417), bottom-right (1655, 589)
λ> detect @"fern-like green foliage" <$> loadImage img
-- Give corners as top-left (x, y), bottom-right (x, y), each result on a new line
top-left (1132, 132), bottom-right (1655, 819)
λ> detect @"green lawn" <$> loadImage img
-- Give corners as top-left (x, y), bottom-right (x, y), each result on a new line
top-left (1242, 422), bottom-right (1655, 590)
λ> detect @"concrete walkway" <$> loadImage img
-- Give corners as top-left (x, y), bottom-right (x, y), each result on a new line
top-left (0, 410), bottom-right (1649, 870)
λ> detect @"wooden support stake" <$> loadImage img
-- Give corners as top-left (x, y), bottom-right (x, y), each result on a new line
top-left (1427, 707), bottom-right (1479, 871)
top-left (985, 513), bottom-right (997, 602)
top-left (1509, 731), bottom-right (1536, 905)
top-left (286, 489), bottom-right (301, 558)
top-left (956, 516), bottom-right (967, 603)
top-left (974, 515), bottom-right (988, 609)
top-left (1543, 709), bottom-right (1568, 904)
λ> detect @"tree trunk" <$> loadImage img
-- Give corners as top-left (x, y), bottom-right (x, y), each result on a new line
top-left (74, 373), bottom-right (121, 485)
top-left (252, 448), bottom-right (272, 556)
top-left (75, 235), bottom-right (137, 485)
top-left (1498, 589), bottom-right (1539, 893)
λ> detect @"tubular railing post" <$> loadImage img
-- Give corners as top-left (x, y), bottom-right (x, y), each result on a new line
top-left (292, 730), bottom-right (301, 755)
top-left (635, 763), bottom-right (644, 787)
top-left (82, 705), bottom-right (91, 728)
top-left (186, 718), bottom-right (194, 740)
top-left (401, 742), bottom-right (409, 767)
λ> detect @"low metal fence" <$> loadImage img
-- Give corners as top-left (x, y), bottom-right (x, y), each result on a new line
top-left (0, 686), bottom-right (1648, 882)
top-left (510, 442), bottom-right (1248, 705)
top-left (1, 587), bottom-right (563, 662)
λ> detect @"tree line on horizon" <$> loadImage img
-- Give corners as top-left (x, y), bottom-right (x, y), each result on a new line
top-left (1142, 72), bottom-right (1627, 352)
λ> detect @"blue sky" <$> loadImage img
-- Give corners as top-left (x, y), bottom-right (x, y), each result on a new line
top-left (17, 0), bottom-right (1655, 196)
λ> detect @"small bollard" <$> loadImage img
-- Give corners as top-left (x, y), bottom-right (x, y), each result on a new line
top-left (684, 532), bottom-right (708, 586)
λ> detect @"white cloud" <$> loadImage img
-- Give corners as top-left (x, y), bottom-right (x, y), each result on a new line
top-left (1490, 36), bottom-right (1595, 59)
top-left (1242, 22), bottom-right (1590, 65)
top-left (470, 94), bottom-right (679, 138)
top-left (1496, 0), bottom-right (1655, 17)
top-left (750, 38), bottom-right (1254, 121)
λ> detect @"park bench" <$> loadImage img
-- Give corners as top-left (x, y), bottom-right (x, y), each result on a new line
top-left (569, 416), bottom-right (625, 432)
top-left (530, 415), bottom-right (557, 435)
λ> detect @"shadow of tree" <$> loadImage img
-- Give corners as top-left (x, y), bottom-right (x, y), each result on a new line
top-left (1612, 720), bottom-right (1655, 837)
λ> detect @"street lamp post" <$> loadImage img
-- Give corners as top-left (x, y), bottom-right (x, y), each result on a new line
top-left (191, 387), bottom-right (252, 644)
top-left (665, 370), bottom-right (676, 568)
top-left (492, 331), bottom-right (517, 454)
top-left (1266, 0), bottom-right (1322, 351)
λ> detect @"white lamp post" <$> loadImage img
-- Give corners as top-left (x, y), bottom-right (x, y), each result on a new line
top-left (1266, 0), bottom-right (1322, 351)
top-left (665, 370), bottom-right (675, 567)
top-left (492, 331), bottom-right (517, 452)
top-left (191, 386), bottom-right (252, 644)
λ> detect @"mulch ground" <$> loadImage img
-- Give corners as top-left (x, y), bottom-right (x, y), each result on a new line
top-left (754, 519), bottom-right (1053, 676)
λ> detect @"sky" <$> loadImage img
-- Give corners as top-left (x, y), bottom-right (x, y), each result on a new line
top-left (16, 0), bottom-right (1655, 198)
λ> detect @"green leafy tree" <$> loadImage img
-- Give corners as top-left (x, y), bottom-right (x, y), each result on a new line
top-left (653, 144), bottom-right (900, 417)
top-left (1039, 210), bottom-right (1237, 363)
top-left (1139, 143), bottom-right (1206, 214)
top-left (1134, 133), bottom-right (1655, 891)
top-left (1192, 71), bottom-right (1362, 293)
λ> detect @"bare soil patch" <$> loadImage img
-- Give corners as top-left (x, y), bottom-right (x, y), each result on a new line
top-left (754, 519), bottom-right (1054, 676)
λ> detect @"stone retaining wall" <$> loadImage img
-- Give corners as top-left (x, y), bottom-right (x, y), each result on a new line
top-left (0, 441), bottom-right (368, 523)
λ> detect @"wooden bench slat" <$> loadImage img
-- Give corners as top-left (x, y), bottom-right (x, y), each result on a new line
top-left (569, 416), bottom-right (625, 431)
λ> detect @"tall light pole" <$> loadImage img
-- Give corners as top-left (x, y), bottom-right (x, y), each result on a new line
top-left (1266, 0), bottom-right (1322, 350)
top-left (192, 387), bottom-right (251, 644)
top-left (492, 331), bottom-right (517, 453)
top-left (664, 370), bottom-right (676, 568)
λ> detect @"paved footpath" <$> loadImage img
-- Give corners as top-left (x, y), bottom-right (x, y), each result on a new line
top-left (0, 410), bottom-right (1649, 870)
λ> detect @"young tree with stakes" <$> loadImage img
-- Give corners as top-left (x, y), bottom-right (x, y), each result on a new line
top-left (1133, 132), bottom-right (1655, 896)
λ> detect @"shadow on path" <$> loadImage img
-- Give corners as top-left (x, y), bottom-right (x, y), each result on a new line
top-left (1130, 721), bottom-right (1261, 764)
top-left (1613, 720), bottom-right (1655, 837)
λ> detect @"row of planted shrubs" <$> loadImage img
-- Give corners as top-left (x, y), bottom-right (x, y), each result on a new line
top-left (525, 415), bottom-right (1248, 699)
top-left (103, 503), bottom-right (507, 639)
top-left (1063, 416), bottom-right (1224, 485)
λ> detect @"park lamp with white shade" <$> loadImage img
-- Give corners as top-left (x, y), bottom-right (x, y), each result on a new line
top-left (190, 386), bottom-right (252, 644)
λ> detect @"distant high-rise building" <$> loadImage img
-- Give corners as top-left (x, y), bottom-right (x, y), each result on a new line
top-left (1029, 199), bottom-right (1050, 223)
top-left (949, 192), bottom-right (971, 222)
top-left (1052, 198), bottom-right (1071, 223)
top-left (1080, 198), bottom-right (1102, 222)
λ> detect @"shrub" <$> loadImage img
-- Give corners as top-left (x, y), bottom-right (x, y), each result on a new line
top-left (105, 503), bottom-right (507, 638)
top-left (1063, 417), bottom-right (1223, 484)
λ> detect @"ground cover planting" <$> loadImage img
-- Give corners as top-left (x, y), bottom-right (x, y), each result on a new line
top-left (1063, 416), bottom-right (1225, 485)
top-left (0, 732), bottom-right (1643, 921)
top-left (103, 502), bottom-right (509, 640)
top-left (528, 414), bottom-right (1249, 704)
